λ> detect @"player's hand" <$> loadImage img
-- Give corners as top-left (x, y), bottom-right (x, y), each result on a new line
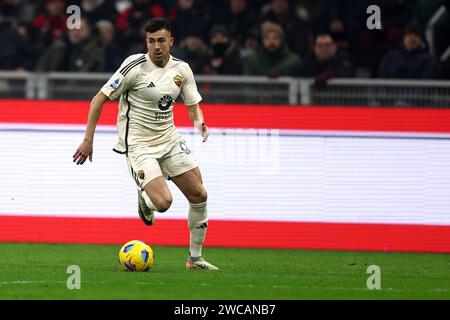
top-left (73, 140), bottom-right (93, 165)
top-left (201, 123), bottom-right (210, 142)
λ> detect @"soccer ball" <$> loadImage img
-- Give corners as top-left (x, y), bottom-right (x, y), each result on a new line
top-left (118, 240), bottom-right (154, 271)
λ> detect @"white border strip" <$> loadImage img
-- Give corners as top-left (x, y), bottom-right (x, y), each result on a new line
top-left (1, 123), bottom-right (450, 139)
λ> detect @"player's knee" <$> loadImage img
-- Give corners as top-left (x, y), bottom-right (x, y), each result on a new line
top-left (199, 189), bottom-right (208, 203)
top-left (188, 188), bottom-right (208, 204)
top-left (155, 197), bottom-right (172, 212)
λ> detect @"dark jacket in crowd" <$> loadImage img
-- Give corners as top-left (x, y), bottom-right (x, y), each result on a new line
top-left (301, 48), bottom-right (355, 78)
top-left (104, 41), bottom-right (125, 72)
top-left (206, 40), bottom-right (243, 75)
top-left (216, 5), bottom-right (258, 47)
top-left (378, 44), bottom-right (439, 79)
top-left (171, 5), bottom-right (211, 42)
top-left (244, 44), bottom-right (302, 77)
top-left (35, 35), bottom-right (105, 72)
top-left (295, 0), bottom-right (331, 31)
top-left (78, 0), bottom-right (118, 24)
top-left (0, 20), bottom-right (28, 70)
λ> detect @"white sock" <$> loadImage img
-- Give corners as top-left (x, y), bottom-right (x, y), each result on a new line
top-left (142, 190), bottom-right (158, 211)
top-left (188, 201), bottom-right (208, 258)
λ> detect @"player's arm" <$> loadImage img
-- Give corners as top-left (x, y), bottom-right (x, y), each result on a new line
top-left (72, 91), bottom-right (108, 165)
top-left (187, 103), bottom-right (209, 142)
top-left (72, 55), bottom-right (141, 164)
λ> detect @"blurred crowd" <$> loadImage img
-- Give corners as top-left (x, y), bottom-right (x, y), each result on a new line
top-left (1, 0), bottom-right (450, 82)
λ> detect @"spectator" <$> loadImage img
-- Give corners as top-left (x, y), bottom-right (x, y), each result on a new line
top-left (261, 0), bottom-right (311, 57)
top-left (116, 0), bottom-right (165, 48)
top-left (79, 0), bottom-right (117, 25)
top-left (410, 0), bottom-right (444, 56)
top-left (201, 0), bottom-right (229, 24)
top-left (171, 36), bottom-right (209, 74)
top-left (378, 22), bottom-right (439, 79)
top-left (301, 33), bottom-right (354, 87)
top-left (124, 20), bottom-right (148, 56)
top-left (0, 6), bottom-right (29, 70)
top-left (240, 26), bottom-right (259, 60)
top-left (35, 18), bottom-right (105, 72)
top-left (95, 19), bottom-right (123, 72)
top-left (16, 21), bottom-right (35, 69)
top-left (170, 0), bottom-right (211, 42)
top-left (360, 0), bottom-right (415, 74)
top-left (293, 0), bottom-right (331, 32)
top-left (32, 0), bottom-right (67, 47)
top-left (218, 0), bottom-right (258, 47)
top-left (204, 24), bottom-right (243, 75)
top-left (244, 21), bottom-right (301, 77)
top-left (326, 0), bottom-right (367, 56)
top-left (0, 0), bottom-right (35, 23)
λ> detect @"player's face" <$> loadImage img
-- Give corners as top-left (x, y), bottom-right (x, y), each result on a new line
top-left (146, 29), bottom-right (174, 66)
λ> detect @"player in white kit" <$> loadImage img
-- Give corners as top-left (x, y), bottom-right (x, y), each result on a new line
top-left (73, 17), bottom-right (218, 270)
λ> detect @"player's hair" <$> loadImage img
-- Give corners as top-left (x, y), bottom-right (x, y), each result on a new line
top-left (144, 17), bottom-right (172, 34)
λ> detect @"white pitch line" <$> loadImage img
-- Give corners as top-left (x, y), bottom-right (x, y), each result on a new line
top-left (0, 280), bottom-right (448, 294)
top-left (0, 280), bottom-right (66, 285)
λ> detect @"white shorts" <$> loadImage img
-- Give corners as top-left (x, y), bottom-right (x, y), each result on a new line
top-left (126, 139), bottom-right (198, 189)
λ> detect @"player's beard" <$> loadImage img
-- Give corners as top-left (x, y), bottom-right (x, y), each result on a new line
top-left (152, 51), bottom-right (168, 66)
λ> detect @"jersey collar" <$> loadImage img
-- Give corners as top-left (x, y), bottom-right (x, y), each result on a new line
top-left (145, 53), bottom-right (173, 69)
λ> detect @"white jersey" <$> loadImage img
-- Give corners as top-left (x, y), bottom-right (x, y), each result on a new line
top-left (101, 53), bottom-right (202, 156)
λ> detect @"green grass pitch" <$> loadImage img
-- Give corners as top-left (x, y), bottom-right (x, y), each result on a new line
top-left (0, 243), bottom-right (449, 299)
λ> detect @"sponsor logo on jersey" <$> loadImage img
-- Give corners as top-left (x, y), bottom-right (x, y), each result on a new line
top-left (155, 110), bottom-right (173, 120)
top-left (157, 95), bottom-right (174, 111)
top-left (173, 75), bottom-right (182, 87)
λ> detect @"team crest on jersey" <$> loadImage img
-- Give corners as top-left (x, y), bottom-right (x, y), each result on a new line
top-left (138, 170), bottom-right (145, 180)
top-left (173, 75), bottom-right (182, 87)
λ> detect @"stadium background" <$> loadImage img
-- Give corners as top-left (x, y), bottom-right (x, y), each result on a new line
top-left (1, 1), bottom-right (450, 258)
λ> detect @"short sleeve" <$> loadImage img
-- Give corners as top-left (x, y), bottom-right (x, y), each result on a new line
top-left (101, 55), bottom-right (144, 100)
top-left (180, 64), bottom-right (202, 106)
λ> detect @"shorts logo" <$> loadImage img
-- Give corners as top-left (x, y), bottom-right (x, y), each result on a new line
top-left (173, 75), bottom-right (182, 87)
top-left (138, 170), bottom-right (145, 180)
top-left (180, 141), bottom-right (190, 154)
